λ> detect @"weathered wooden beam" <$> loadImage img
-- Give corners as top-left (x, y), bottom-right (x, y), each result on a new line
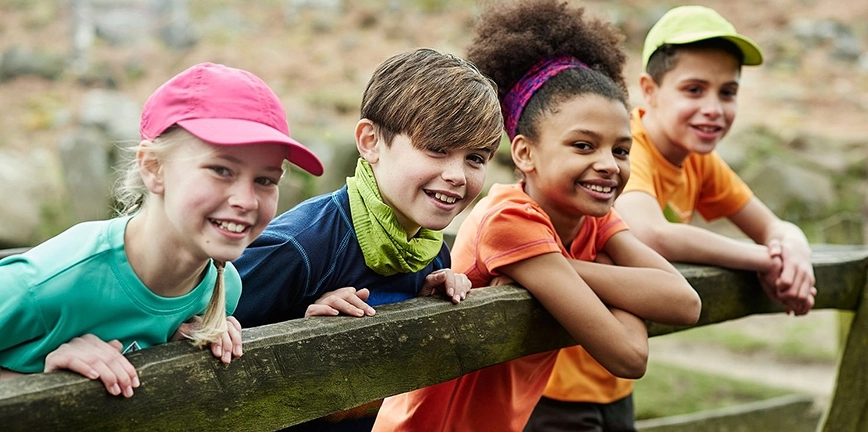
top-left (1, 247), bottom-right (866, 431)
top-left (0, 286), bottom-right (575, 431)
top-left (819, 257), bottom-right (868, 432)
top-left (0, 247), bottom-right (28, 260)
top-left (635, 394), bottom-right (820, 432)
top-left (648, 245), bottom-right (868, 336)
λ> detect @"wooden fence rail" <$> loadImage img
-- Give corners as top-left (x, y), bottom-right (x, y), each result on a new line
top-left (1, 246), bottom-right (867, 431)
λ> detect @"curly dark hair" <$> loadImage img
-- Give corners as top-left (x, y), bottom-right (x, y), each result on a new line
top-left (467, 0), bottom-right (628, 140)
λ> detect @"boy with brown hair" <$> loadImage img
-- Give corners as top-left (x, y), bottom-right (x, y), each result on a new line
top-left (619, 5), bottom-right (816, 316)
top-left (232, 48), bottom-right (504, 431)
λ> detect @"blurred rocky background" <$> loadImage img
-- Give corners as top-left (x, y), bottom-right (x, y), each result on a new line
top-left (0, 0), bottom-right (866, 248)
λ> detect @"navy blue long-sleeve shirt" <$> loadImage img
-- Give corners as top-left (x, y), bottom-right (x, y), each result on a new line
top-left (233, 186), bottom-right (450, 327)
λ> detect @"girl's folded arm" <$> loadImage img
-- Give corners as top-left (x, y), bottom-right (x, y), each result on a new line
top-left (569, 230), bottom-right (701, 326)
top-left (499, 252), bottom-right (648, 379)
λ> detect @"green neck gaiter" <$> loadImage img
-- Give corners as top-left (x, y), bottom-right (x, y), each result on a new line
top-left (346, 158), bottom-right (444, 276)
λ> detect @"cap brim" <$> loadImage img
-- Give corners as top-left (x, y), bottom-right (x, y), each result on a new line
top-left (178, 118), bottom-right (324, 176)
top-left (665, 31), bottom-right (763, 66)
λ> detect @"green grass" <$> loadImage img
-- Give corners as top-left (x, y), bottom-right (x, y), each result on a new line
top-left (659, 317), bottom-right (840, 364)
top-left (633, 361), bottom-right (794, 420)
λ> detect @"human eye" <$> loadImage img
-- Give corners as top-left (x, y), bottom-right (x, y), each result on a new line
top-left (255, 176), bottom-right (279, 187)
top-left (571, 141), bottom-right (593, 152)
top-left (466, 152), bottom-right (487, 166)
top-left (613, 146), bottom-right (630, 158)
top-left (720, 86), bottom-right (738, 100)
top-left (683, 85), bottom-right (703, 96)
top-left (209, 166), bottom-right (232, 177)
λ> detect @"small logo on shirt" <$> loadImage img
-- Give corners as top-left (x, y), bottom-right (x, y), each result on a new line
top-left (122, 341), bottom-right (141, 354)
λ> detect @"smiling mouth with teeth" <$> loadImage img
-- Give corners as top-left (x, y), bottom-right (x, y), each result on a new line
top-left (433, 192), bottom-right (458, 204)
top-left (583, 184), bottom-right (613, 193)
top-left (214, 219), bottom-right (248, 233)
top-left (695, 125), bottom-right (721, 132)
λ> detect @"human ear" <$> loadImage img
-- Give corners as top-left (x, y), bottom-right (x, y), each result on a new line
top-left (638, 73), bottom-right (659, 107)
top-left (355, 119), bottom-right (379, 164)
top-left (137, 140), bottom-right (165, 195)
top-left (511, 135), bottom-right (535, 174)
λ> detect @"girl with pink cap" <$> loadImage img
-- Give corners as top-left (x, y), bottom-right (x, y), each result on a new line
top-left (0, 62), bottom-right (322, 397)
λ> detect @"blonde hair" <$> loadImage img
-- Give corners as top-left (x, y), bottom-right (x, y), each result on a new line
top-left (188, 260), bottom-right (228, 348)
top-left (114, 126), bottom-right (229, 348)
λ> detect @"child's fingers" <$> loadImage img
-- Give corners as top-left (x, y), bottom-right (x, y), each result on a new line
top-left (95, 339), bottom-right (138, 397)
top-left (226, 316), bottom-right (243, 357)
top-left (218, 330), bottom-right (233, 364)
top-left (776, 260), bottom-right (796, 291)
top-left (442, 271), bottom-right (457, 298)
top-left (325, 289), bottom-right (374, 316)
top-left (422, 270), bottom-right (447, 296)
top-left (340, 293), bottom-right (375, 316)
top-left (307, 288), bottom-right (375, 317)
top-left (451, 273), bottom-right (471, 304)
top-left (86, 361), bottom-right (123, 396)
top-left (46, 336), bottom-right (138, 397)
top-left (355, 288), bottom-right (372, 302)
top-left (766, 239), bottom-right (782, 258)
top-left (104, 356), bottom-right (138, 398)
top-left (309, 293), bottom-right (374, 317)
top-left (305, 304), bottom-right (341, 317)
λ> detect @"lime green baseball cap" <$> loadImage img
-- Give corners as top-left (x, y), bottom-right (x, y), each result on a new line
top-left (642, 5), bottom-right (763, 69)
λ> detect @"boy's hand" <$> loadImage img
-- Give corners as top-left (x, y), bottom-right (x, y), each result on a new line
top-left (773, 239), bottom-right (817, 315)
top-left (758, 241), bottom-right (783, 303)
top-left (43, 334), bottom-right (139, 398)
top-left (758, 240), bottom-right (816, 315)
top-left (305, 287), bottom-right (376, 318)
top-left (418, 269), bottom-right (470, 304)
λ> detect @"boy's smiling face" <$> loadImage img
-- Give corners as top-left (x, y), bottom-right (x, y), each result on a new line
top-left (362, 123), bottom-right (489, 238)
top-left (640, 47), bottom-right (741, 165)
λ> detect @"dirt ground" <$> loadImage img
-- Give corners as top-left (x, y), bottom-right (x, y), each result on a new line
top-left (1, 0), bottom-right (867, 153)
top-left (649, 311), bottom-right (841, 402)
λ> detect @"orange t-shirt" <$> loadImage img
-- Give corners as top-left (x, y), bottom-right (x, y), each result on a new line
top-left (373, 183), bottom-right (628, 432)
top-left (623, 107), bottom-right (753, 223)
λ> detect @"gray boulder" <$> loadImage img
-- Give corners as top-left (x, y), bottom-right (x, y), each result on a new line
top-left (0, 149), bottom-right (65, 248)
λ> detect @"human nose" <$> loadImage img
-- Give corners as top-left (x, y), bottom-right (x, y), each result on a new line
top-left (594, 151), bottom-right (620, 175)
top-left (228, 181), bottom-right (258, 211)
top-left (441, 158), bottom-right (467, 186)
top-left (701, 96), bottom-right (723, 119)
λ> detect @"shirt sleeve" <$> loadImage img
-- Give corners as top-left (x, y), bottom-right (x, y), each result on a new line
top-left (0, 258), bottom-right (47, 353)
top-left (696, 152), bottom-right (754, 221)
top-left (622, 140), bottom-right (659, 200)
top-left (232, 233), bottom-right (313, 327)
top-left (475, 201), bottom-right (562, 278)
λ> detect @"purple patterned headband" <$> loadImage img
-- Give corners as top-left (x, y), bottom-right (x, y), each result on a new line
top-left (501, 56), bottom-right (589, 140)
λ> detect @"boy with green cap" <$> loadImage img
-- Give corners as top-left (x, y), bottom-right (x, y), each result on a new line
top-left (618, 5), bottom-right (816, 315)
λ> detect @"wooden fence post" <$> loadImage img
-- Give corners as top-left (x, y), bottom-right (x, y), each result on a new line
top-left (818, 278), bottom-right (868, 431)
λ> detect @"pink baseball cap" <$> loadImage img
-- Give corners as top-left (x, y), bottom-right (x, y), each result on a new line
top-left (140, 62), bottom-right (324, 176)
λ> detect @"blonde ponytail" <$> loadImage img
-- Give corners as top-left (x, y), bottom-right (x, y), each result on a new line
top-left (187, 260), bottom-right (228, 348)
